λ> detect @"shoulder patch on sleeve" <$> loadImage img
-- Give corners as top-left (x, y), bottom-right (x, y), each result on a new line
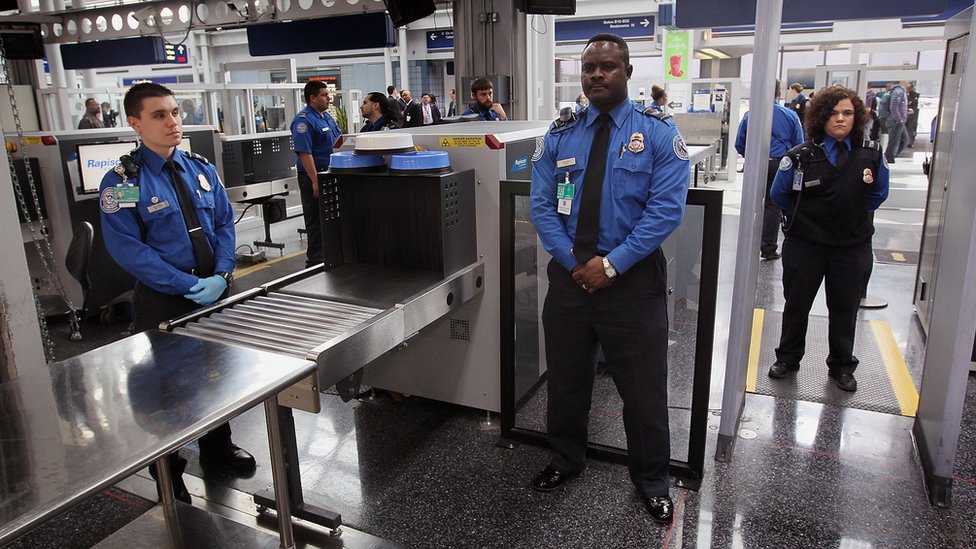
top-left (779, 156), bottom-right (793, 171)
top-left (531, 136), bottom-right (545, 162)
top-left (296, 122), bottom-right (308, 134)
top-left (672, 135), bottom-right (689, 161)
top-left (187, 151), bottom-right (210, 164)
top-left (100, 187), bottom-right (121, 214)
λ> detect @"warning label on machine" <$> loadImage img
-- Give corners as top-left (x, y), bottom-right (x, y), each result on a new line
top-left (439, 136), bottom-right (485, 148)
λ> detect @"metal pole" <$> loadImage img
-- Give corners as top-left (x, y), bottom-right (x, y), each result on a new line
top-left (154, 456), bottom-right (183, 544)
top-left (264, 397), bottom-right (296, 549)
top-left (715, 0), bottom-right (784, 462)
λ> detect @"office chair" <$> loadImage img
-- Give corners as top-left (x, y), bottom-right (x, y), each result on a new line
top-left (39, 221), bottom-right (93, 340)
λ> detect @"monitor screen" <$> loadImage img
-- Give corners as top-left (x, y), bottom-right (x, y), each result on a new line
top-left (76, 141), bottom-right (138, 194)
top-left (75, 139), bottom-right (192, 194)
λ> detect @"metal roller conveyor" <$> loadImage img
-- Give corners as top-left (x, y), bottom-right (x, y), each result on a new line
top-left (163, 261), bottom-right (486, 413)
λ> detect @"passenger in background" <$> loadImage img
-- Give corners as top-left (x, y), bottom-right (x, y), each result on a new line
top-left (529, 32), bottom-right (689, 525)
top-left (734, 79), bottom-right (804, 261)
top-left (291, 80), bottom-right (341, 267)
top-left (789, 83), bottom-right (808, 123)
top-left (906, 83), bottom-right (920, 147)
top-left (360, 91), bottom-right (401, 132)
top-left (99, 82), bottom-right (254, 503)
top-left (462, 78), bottom-right (508, 120)
top-left (401, 89), bottom-right (423, 127)
top-left (885, 81), bottom-right (910, 163)
top-left (877, 83), bottom-right (892, 146)
top-left (78, 98), bottom-right (104, 129)
top-left (100, 102), bottom-right (118, 127)
top-left (769, 85), bottom-right (889, 393)
top-left (420, 93), bottom-right (442, 125)
top-left (181, 98), bottom-right (204, 126)
top-left (574, 92), bottom-right (589, 113)
top-left (447, 89), bottom-right (457, 117)
top-left (866, 104), bottom-right (881, 142)
top-left (650, 84), bottom-right (668, 113)
top-left (387, 85), bottom-right (405, 126)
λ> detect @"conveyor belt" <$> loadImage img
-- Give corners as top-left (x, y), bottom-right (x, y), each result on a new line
top-left (174, 292), bottom-right (384, 359)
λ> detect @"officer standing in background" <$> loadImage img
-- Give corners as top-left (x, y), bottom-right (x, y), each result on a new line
top-left (360, 91), bottom-right (401, 131)
top-left (789, 83), bottom-right (808, 122)
top-left (462, 78), bottom-right (508, 120)
top-left (291, 80), bottom-right (341, 267)
top-left (529, 33), bottom-right (689, 524)
top-left (735, 79), bottom-right (804, 260)
top-left (99, 82), bottom-right (255, 503)
top-left (769, 85), bottom-right (889, 393)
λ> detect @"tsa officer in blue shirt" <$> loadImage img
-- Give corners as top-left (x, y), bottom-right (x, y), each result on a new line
top-left (99, 82), bottom-right (255, 503)
top-left (461, 78), bottom-right (508, 121)
top-left (529, 33), bottom-right (690, 524)
top-left (292, 80), bottom-right (342, 267)
top-left (769, 85), bottom-right (889, 393)
top-left (734, 79), bottom-right (805, 260)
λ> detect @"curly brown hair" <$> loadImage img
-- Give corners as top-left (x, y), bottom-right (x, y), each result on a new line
top-left (803, 85), bottom-right (867, 144)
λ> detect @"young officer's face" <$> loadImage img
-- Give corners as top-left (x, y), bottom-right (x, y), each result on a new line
top-left (128, 95), bottom-right (182, 154)
top-left (826, 98), bottom-right (856, 141)
top-left (581, 40), bottom-right (633, 111)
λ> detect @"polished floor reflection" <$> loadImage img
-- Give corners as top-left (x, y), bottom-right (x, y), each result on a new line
top-left (13, 143), bottom-right (976, 548)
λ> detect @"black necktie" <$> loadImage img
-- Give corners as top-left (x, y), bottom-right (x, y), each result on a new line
top-left (165, 159), bottom-right (215, 277)
top-left (835, 143), bottom-right (848, 167)
top-left (573, 112), bottom-right (612, 264)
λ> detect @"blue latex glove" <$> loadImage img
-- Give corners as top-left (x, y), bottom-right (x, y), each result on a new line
top-left (183, 275), bottom-right (228, 306)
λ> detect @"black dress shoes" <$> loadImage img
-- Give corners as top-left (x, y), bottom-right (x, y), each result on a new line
top-left (200, 444), bottom-right (257, 476)
top-left (149, 455), bottom-right (191, 504)
top-left (531, 466), bottom-right (578, 492)
top-left (760, 251), bottom-right (781, 260)
top-left (829, 372), bottom-right (858, 392)
top-left (768, 361), bottom-right (800, 379)
top-left (642, 495), bottom-right (674, 524)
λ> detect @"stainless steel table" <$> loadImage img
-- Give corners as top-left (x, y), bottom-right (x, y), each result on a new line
top-left (0, 330), bottom-right (317, 548)
top-left (688, 142), bottom-right (720, 187)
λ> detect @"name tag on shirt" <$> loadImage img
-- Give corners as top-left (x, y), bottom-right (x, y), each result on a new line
top-left (556, 157), bottom-right (576, 168)
top-left (804, 178), bottom-right (821, 188)
top-left (147, 200), bottom-right (171, 213)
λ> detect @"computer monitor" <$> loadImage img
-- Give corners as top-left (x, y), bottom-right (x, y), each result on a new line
top-left (75, 139), bottom-right (193, 194)
top-left (76, 141), bottom-right (138, 194)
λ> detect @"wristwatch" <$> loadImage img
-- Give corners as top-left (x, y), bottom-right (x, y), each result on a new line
top-left (602, 257), bottom-right (617, 279)
top-left (215, 271), bottom-right (234, 287)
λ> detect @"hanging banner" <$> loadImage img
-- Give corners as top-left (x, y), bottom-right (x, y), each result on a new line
top-left (663, 30), bottom-right (690, 81)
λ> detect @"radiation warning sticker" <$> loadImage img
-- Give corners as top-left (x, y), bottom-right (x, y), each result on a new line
top-left (439, 136), bottom-right (485, 148)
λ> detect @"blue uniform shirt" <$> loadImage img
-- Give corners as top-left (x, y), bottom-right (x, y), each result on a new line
top-left (99, 145), bottom-right (236, 295)
top-left (462, 104), bottom-right (503, 121)
top-left (734, 103), bottom-right (804, 158)
top-left (770, 135), bottom-right (890, 211)
top-left (530, 100), bottom-right (690, 274)
top-left (291, 105), bottom-right (341, 172)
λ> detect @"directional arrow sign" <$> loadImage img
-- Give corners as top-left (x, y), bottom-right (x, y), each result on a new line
top-left (555, 16), bottom-right (656, 42)
top-left (641, 18), bottom-right (650, 27)
top-left (426, 29), bottom-right (454, 49)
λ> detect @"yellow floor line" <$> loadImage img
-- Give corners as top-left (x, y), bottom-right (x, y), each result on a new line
top-left (746, 308), bottom-right (764, 392)
top-left (234, 250), bottom-right (307, 279)
top-left (870, 319), bottom-right (919, 417)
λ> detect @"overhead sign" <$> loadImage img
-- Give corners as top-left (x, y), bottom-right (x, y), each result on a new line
top-left (164, 42), bottom-right (188, 65)
top-left (426, 29), bottom-right (454, 50)
top-left (555, 16), bottom-right (655, 42)
top-left (675, 0), bottom-right (947, 28)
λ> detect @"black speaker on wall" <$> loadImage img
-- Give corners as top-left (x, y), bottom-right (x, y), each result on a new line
top-left (384, 0), bottom-right (436, 27)
top-left (515, 0), bottom-right (576, 15)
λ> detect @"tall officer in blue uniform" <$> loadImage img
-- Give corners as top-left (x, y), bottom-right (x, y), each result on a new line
top-left (461, 78), bottom-right (508, 121)
top-left (734, 79), bottom-right (804, 260)
top-left (291, 80), bottom-right (342, 267)
top-left (769, 85), bottom-right (889, 392)
top-left (99, 82), bottom-right (255, 503)
top-left (529, 33), bottom-right (690, 524)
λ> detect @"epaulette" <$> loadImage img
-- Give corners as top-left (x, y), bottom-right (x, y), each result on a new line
top-left (186, 151), bottom-right (211, 165)
top-left (298, 111), bottom-right (308, 118)
top-left (862, 139), bottom-right (882, 152)
top-left (640, 104), bottom-right (671, 121)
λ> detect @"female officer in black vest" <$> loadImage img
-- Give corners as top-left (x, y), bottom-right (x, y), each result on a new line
top-left (768, 85), bottom-right (890, 392)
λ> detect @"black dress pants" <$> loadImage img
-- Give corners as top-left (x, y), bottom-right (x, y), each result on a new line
top-left (297, 171), bottom-right (324, 267)
top-left (542, 251), bottom-right (671, 498)
top-left (774, 237), bottom-right (873, 375)
top-left (133, 283), bottom-right (234, 457)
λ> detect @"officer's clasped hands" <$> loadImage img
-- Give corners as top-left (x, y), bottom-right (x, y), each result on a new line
top-left (184, 275), bottom-right (228, 305)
